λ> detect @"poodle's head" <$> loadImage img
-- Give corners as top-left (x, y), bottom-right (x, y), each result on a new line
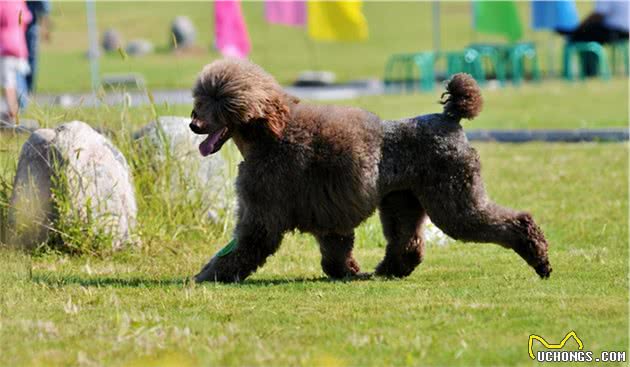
top-left (190, 58), bottom-right (297, 156)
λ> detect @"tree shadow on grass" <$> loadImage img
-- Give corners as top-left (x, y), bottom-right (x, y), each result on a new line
top-left (30, 272), bottom-right (375, 288)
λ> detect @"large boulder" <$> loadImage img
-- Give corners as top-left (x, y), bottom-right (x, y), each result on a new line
top-left (134, 116), bottom-right (230, 218)
top-left (171, 16), bottom-right (196, 49)
top-left (7, 121), bottom-right (137, 251)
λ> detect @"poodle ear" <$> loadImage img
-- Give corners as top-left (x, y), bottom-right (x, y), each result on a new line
top-left (285, 93), bottom-right (300, 105)
top-left (248, 90), bottom-right (291, 138)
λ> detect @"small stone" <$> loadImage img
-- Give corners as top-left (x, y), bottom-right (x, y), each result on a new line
top-left (0, 118), bottom-right (39, 134)
top-left (125, 39), bottom-right (154, 57)
top-left (294, 71), bottom-right (336, 87)
top-left (171, 16), bottom-right (196, 49)
top-left (102, 28), bottom-right (123, 52)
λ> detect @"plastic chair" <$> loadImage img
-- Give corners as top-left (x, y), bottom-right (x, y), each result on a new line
top-left (412, 52), bottom-right (437, 91)
top-left (610, 41), bottom-right (629, 76)
top-left (384, 52), bottom-right (436, 93)
top-left (384, 54), bottom-right (412, 92)
top-left (507, 43), bottom-right (541, 85)
top-left (444, 48), bottom-right (485, 85)
top-left (562, 42), bottom-right (611, 80)
top-left (468, 43), bottom-right (507, 86)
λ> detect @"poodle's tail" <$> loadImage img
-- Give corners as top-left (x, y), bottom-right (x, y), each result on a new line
top-left (440, 73), bottom-right (483, 121)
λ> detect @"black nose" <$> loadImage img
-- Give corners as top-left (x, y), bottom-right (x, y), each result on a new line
top-left (189, 122), bottom-right (203, 134)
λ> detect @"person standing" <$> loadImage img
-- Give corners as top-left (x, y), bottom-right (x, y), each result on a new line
top-left (0, 1), bottom-right (32, 122)
top-left (569, 0), bottom-right (629, 44)
top-left (25, 0), bottom-right (50, 94)
top-left (562, 0), bottom-right (629, 76)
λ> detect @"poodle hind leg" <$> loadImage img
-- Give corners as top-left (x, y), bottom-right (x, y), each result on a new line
top-left (375, 191), bottom-right (426, 278)
top-left (414, 142), bottom-right (551, 278)
top-left (420, 195), bottom-right (552, 278)
top-left (195, 218), bottom-right (283, 283)
top-left (316, 232), bottom-right (361, 279)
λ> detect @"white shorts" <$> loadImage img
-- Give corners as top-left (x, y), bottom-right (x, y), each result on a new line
top-left (0, 56), bottom-right (30, 89)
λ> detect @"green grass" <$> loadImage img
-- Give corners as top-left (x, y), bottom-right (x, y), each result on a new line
top-left (1, 94), bottom-right (629, 365)
top-left (39, 1), bottom-right (602, 93)
top-left (340, 79), bottom-right (629, 128)
top-left (22, 77), bottom-right (629, 130)
top-left (2, 4), bottom-right (629, 362)
top-left (1, 141), bottom-right (627, 366)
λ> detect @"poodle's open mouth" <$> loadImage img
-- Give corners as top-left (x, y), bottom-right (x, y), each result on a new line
top-left (199, 126), bottom-right (231, 156)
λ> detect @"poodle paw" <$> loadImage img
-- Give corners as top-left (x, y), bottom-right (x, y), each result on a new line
top-left (322, 257), bottom-right (362, 279)
top-left (534, 260), bottom-right (552, 279)
top-left (374, 251), bottom-right (422, 278)
top-left (332, 272), bottom-right (373, 282)
top-left (194, 257), bottom-right (242, 283)
top-left (374, 262), bottom-right (414, 278)
top-left (353, 272), bottom-right (374, 280)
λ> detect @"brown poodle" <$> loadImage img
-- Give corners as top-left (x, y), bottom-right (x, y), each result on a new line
top-left (189, 59), bottom-right (552, 283)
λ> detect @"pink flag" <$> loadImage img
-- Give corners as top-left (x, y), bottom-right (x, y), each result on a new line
top-left (265, 0), bottom-right (306, 27)
top-left (215, 0), bottom-right (251, 58)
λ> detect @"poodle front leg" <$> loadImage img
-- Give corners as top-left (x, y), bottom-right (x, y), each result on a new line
top-left (195, 219), bottom-right (283, 283)
top-left (375, 191), bottom-right (426, 278)
top-left (316, 232), bottom-right (361, 279)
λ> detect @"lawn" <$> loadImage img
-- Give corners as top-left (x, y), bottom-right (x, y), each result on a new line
top-left (1, 1), bottom-right (628, 365)
top-left (23, 77), bottom-right (630, 130)
top-left (1, 83), bottom-right (629, 365)
top-left (39, 1), bottom-right (599, 93)
top-left (0, 141), bottom-right (627, 366)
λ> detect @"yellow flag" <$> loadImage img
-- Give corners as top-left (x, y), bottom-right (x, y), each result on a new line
top-left (308, 1), bottom-right (368, 42)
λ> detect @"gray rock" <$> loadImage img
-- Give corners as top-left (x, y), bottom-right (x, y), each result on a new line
top-left (125, 39), bottom-right (154, 57)
top-left (171, 16), bottom-right (196, 49)
top-left (101, 73), bottom-right (146, 89)
top-left (7, 121), bottom-right (137, 250)
top-left (134, 116), bottom-right (230, 216)
top-left (294, 70), bottom-right (336, 87)
top-left (54, 94), bottom-right (75, 108)
top-left (102, 28), bottom-right (123, 52)
top-left (0, 118), bottom-right (39, 134)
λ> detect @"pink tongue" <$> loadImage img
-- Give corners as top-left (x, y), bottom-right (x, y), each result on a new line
top-left (199, 128), bottom-right (225, 157)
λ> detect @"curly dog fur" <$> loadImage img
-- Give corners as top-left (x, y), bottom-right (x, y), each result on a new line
top-left (189, 59), bottom-right (552, 282)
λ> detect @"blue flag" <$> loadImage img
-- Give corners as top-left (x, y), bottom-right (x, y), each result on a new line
top-left (531, 0), bottom-right (579, 32)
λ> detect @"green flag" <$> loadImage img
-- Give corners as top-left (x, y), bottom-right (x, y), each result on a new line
top-left (474, 1), bottom-right (523, 42)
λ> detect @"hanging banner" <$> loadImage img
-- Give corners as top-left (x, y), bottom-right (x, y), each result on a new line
top-left (215, 0), bottom-right (251, 58)
top-left (265, 0), bottom-right (306, 27)
top-left (308, 1), bottom-right (368, 42)
top-left (474, 1), bottom-right (523, 42)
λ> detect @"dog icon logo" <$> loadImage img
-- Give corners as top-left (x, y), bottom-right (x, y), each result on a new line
top-left (528, 331), bottom-right (584, 359)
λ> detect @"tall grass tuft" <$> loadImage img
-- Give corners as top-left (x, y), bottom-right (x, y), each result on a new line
top-left (46, 157), bottom-right (116, 256)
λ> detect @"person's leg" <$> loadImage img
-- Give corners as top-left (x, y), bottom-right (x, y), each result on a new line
top-left (0, 58), bottom-right (20, 121)
top-left (16, 73), bottom-right (28, 110)
top-left (3, 87), bottom-right (19, 122)
top-left (25, 24), bottom-right (39, 94)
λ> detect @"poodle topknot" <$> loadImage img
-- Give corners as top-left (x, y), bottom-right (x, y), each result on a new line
top-left (190, 58), bottom-right (551, 283)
